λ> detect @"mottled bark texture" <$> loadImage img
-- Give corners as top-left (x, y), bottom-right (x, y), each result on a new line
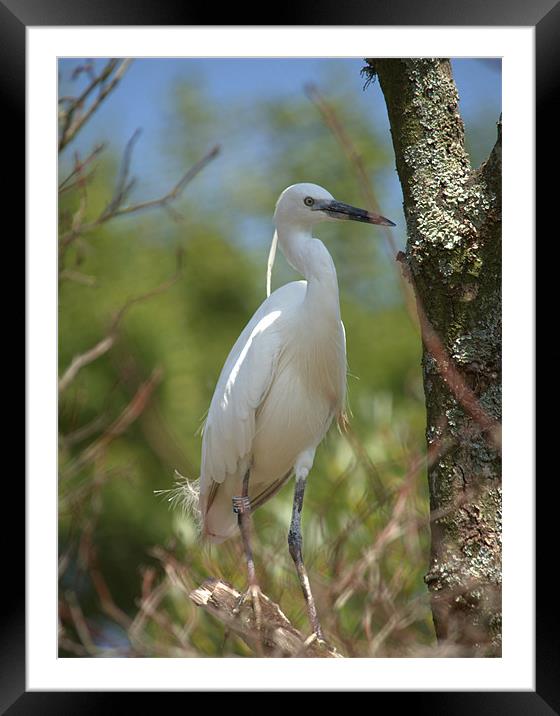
top-left (366, 59), bottom-right (501, 655)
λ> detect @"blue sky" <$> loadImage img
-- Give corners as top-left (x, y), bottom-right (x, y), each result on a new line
top-left (59, 58), bottom-right (501, 280)
top-left (59, 57), bottom-right (501, 186)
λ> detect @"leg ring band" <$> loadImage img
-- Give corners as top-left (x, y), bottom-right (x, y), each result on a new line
top-left (232, 495), bottom-right (251, 514)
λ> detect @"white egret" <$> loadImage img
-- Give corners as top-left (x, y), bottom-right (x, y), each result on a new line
top-left (194, 183), bottom-right (394, 639)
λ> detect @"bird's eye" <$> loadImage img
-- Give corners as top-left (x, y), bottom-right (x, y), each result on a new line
top-left (304, 197), bottom-right (314, 207)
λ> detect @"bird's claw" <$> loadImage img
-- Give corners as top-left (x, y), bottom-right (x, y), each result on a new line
top-left (302, 631), bottom-right (338, 655)
top-left (303, 630), bottom-right (328, 648)
top-left (233, 583), bottom-right (263, 630)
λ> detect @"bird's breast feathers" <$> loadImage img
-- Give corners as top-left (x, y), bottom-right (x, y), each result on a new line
top-left (273, 309), bottom-right (347, 420)
top-left (200, 282), bottom-right (346, 494)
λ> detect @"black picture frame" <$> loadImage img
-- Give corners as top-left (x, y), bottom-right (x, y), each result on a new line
top-left (13, 0), bottom-right (547, 711)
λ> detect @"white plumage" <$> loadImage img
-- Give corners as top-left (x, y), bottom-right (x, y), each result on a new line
top-left (198, 183), bottom-right (394, 544)
top-left (200, 278), bottom-right (346, 542)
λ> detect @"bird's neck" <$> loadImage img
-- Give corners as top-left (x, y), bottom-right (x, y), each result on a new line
top-left (277, 225), bottom-right (340, 317)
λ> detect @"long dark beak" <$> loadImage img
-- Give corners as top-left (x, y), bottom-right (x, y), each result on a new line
top-left (320, 200), bottom-right (395, 226)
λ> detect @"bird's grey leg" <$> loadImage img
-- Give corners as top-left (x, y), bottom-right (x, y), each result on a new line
top-left (232, 471), bottom-right (262, 630)
top-left (288, 469), bottom-right (324, 641)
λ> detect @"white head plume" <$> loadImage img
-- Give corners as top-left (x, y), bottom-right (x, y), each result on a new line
top-left (266, 229), bottom-right (278, 298)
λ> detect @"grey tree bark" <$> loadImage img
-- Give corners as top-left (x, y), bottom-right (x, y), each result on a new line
top-left (365, 59), bottom-right (502, 655)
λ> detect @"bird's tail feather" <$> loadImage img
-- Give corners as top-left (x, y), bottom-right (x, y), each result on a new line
top-left (154, 469), bottom-right (202, 531)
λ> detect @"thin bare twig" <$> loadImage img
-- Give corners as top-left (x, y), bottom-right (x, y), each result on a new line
top-left (59, 249), bottom-right (183, 393)
top-left (307, 84), bottom-right (501, 449)
top-left (332, 426), bottom-right (455, 608)
top-left (397, 253), bottom-right (502, 450)
top-left (58, 269), bottom-right (98, 286)
top-left (59, 59), bottom-right (132, 152)
top-left (63, 368), bottom-right (163, 480)
top-left (59, 336), bottom-right (115, 393)
top-left (65, 591), bottom-right (98, 655)
top-left (59, 143), bottom-right (220, 253)
top-left (306, 83), bottom-right (399, 257)
top-left (101, 128), bottom-right (142, 218)
top-left (59, 143), bottom-right (106, 193)
top-left (103, 143), bottom-right (221, 220)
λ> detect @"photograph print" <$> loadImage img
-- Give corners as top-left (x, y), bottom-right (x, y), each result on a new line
top-left (58, 56), bottom-right (502, 659)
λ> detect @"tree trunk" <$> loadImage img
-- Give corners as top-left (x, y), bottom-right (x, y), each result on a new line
top-left (366, 59), bottom-right (502, 655)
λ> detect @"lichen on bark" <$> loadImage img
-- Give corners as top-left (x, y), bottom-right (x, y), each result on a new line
top-left (366, 59), bottom-right (502, 655)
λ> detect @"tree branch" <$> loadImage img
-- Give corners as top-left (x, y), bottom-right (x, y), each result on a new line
top-left (305, 82), bottom-right (399, 257)
top-left (63, 368), bottom-right (163, 480)
top-left (59, 143), bottom-right (220, 253)
top-left (190, 579), bottom-right (342, 658)
top-left (59, 59), bottom-right (132, 152)
top-left (59, 249), bottom-right (184, 393)
top-left (58, 143), bottom-right (106, 194)
top-left (367, 58), bottom-right (502, 655)
top-left (307, 77), bottom-right (500, 449)
top-left (477, 114), bottom-right (502, 207)
top-left (58, 335), bottom-right (115, 393)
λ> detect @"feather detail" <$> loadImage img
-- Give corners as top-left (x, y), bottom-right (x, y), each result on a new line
top-left (266, 229), bottom-right (278, 298)
top-left (154, 469), bottom-right (202, 528)
top-left (337, 410), bottom-right (350, 434)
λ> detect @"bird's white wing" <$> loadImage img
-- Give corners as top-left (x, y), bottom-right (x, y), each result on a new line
top-left (200, 281), bottom-right (307, 500)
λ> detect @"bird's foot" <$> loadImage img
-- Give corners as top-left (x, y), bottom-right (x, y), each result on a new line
top-left (302, 631), bottom-right (340, 657)
top-left (232, 582), bottom-right (263, 631)
top-left (304, 626), bottom-right (326, 647)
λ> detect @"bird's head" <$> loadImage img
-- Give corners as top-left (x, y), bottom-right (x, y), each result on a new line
top-left (274, 182), bottom-right (395, 230)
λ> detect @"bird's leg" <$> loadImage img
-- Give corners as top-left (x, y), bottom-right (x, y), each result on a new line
top-left (232, 471), bottom-right (262, 630)
top-left (288, 469), bottom-right (325, 642)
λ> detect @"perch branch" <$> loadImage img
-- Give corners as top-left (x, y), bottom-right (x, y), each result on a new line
top-left (189, 579), bottom-right (342, 658)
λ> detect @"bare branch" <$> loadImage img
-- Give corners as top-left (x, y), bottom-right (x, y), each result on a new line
top-left (396, 252), bottom-right (502, 450)
top-left (59, 59), bottom-right (133, 152)
top-left (306, 83), bottom-right (420, 328)
top-left (61, 415), bottom-right (107, 448)
top-left (58, 335), bottom-right (115, 393)
top-left (190, 579), bottom-right (343, 658)
top-left (306, 83), bottom-right (399, 258)
top-left (101, 128), bottom-right (142, 218)
top-left (105, 143), bottom-right (221, 219)
top-left (59, 143), bottom-right (106, 193)
top-left (59, 144), bottom-right (220, 253)
top-left (65, 590), bottom-right (98, 655)
top-left (58, 270), bottom-right (98, 286)
top-left (307, 83), bottom-right (501, 448)
top-left (63, 368), bottom-right (163, 479)
top-left (59, 249), bottom-right (183, 393)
